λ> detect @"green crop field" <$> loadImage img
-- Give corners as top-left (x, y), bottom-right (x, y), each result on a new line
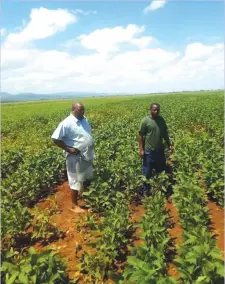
top-left (1, 90), bottom-right (224, 283)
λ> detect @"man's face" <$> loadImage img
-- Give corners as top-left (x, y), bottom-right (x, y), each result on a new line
top-left (150, 105), bottom-right (160, 118)
top-left (74, 105), bottom-right (85, 120)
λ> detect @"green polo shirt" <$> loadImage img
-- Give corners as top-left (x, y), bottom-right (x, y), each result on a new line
top-left (139, 116), bottom-right (170, 151)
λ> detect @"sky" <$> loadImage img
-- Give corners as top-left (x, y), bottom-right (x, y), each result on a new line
top-left (1, 0), bottom-right (224, 95)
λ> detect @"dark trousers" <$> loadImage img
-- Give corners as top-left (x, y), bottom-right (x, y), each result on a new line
top-left (142, 148), bottom-right (166, 194)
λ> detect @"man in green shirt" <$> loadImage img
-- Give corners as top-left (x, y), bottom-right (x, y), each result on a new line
top-left (138, 103), bottom-right (174, 194)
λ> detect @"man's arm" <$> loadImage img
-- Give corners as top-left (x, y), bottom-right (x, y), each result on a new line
top-left (138, 119), bottom-right (147, 157)
top-left (138, 135), bottom-right (145, 157)
top-left (52, 139), bottom-right (80, 155)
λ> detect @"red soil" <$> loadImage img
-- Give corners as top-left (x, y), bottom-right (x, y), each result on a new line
top-left (33, 182), bottom-right (92, 280)
top-left (208, 201), bottom-right (224, 259)
top-left (166, 197), bottom-right (183, 279)
top-left (129, 204), bottom-right (145, 247)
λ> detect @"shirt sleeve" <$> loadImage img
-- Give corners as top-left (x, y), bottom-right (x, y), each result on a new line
top-left (139, 118), bottom-right (147, 136)
top-left (51, 122), bottom-right (66, 140)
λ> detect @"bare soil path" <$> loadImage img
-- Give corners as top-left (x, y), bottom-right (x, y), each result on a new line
top-left (33, 182), bottom-right (91, 280)
top-left (208, 201), bottom-right (224, 259)
top-left (166, 197), bottom-right (183, 279)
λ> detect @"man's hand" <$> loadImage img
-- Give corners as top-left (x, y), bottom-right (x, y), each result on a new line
top-left (66, 146), bottom-right (80, 155)
top-left (139, 149), bottom-right (145, 158)
top-left (52, 139), bottom-right (80, 155)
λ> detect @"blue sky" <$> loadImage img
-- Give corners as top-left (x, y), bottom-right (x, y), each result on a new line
top-left (1, 1), bottom-right (224, 94)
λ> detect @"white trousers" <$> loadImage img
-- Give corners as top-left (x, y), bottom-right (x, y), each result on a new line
top-left (66, 153), bottom-right (93, 191)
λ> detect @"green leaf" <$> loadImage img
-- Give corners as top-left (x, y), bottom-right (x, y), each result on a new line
top-left (196, 276), bottom-right (209, 283)
top-left (5, 250), bottom-right (19, 259)
top-left (18, 273), bottom-right (29, 284)
top-left (49, 273), bottom-right (60, 283)
top-left (31, 274), bottom-right (37, 283)
top-left (216, 263), bottom-right (225, 277)
top-left (6, 272), bottom-right (19, 284)
top-left (29, 247), bottom-right (36, 255)
top-left (2, 261), bottom-right (18, 272)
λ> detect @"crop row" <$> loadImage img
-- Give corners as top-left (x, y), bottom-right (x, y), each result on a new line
top-left (173, 131), bottom-right (224, 207)
top-left (122, 178), bottom-right (176, 283)
top-left (79, 199), bottom-right (132, 283)
top-left (172, 137), bottom-right (224, 283)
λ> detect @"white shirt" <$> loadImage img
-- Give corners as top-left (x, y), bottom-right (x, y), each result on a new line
top-left (51, 114), bottom-right (94, 161)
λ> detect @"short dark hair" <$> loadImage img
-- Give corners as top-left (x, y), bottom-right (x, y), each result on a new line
top-left (150, 103), bottom-right (160, 109)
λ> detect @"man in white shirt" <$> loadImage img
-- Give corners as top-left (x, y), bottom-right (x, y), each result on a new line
top-left (51, 102), bottom-right (94, 213)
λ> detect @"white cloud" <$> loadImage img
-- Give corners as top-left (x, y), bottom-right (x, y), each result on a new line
top-left (78, 24), bottom-right (154, 53)
top-left (1, 48), bottom-right (39, 70)
top-left (73, 9), bottom-right (97, 16)
top-left (1, 18), bottom-right (223, 94)
top-left (130, 36), bottom-right (155, 49)
top-left (144, 0), bottom-right (167, 13)
top-left (1, 28), bottom-right (6, 36)
top-left (2, 40), bottom-right (223, 94)
top-left (183, 42), bottom-right (223, 60)
top-left (154, 43), bottom-right (224, 89)
top-left (4, 7), bottom-right (77, 48)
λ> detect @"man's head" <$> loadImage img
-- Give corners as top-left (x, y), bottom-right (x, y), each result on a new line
top-left (72, 102), bottom-right (85, 120)
top-left (149, 103), bottom-right (160, 118)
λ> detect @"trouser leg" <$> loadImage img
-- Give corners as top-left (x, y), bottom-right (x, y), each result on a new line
top-left (154, 149), bottom-right (166, 173)
top-left (142, 151), bottom-right (154, 195)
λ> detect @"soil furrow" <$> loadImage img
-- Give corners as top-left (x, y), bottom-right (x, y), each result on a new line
top-left (166, 196), bottom-right (183, 279)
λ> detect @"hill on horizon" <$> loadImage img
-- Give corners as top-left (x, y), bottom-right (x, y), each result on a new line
top-left (0, 92), bottom-right (116, 102)
top-left (0, 89), bottom-right (222, 103)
